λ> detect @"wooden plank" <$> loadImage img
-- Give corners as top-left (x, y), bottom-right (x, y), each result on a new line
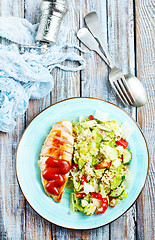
top-left (24, 0), bottom-right (41, 24)
top-left (24, 0), bottom-right (52, 239)
top-left (0, 1), bottom-right (26, 240)
top-left (0, 0), bottom-right (24, 16)
top-left (79, 0), bottom-right (110, 239)
top-left (135, 0), bottom-right (155, 239)
top-left (51, 0), bottom-right (81, 104)
top-left (80, 0), bottom-right (109, 100)
top-left (0, 129), bottom-right (26, 240)
top-left (107, 0), bottom-right (137, 239)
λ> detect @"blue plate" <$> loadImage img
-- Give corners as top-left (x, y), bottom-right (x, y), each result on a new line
top-left (16, 98), bottom-right (149, 229)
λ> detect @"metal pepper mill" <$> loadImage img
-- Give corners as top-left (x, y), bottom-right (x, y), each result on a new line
top-left (20, 0), bottom-right (68, 54)
top-left (36, 0), bottom-right (68, 46)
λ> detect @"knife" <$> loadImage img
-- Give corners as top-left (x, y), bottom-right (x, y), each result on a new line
top-left (77, 28), bottom-right (110, 66)
top-left (85, 11), bottom-right (114, 68)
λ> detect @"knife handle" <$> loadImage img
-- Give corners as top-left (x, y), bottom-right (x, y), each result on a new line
top-left (95, 47), bottom-right (110, 67)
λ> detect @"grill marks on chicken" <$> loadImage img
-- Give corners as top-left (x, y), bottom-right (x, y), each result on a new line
top-left (48, 130), bottom-right (74, 146)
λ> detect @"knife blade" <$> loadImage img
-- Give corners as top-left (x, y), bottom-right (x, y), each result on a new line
top-left (85, 11), bottom-right (114, 68)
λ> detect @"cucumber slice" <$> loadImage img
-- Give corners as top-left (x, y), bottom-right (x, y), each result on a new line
top-left (123, 149), bottom-right (132, 164)
top-left (110, 175), bottom-right (125, 190)
top-left (118, 189), bottom-right (128, 200)
top-left (74, 203), bottom-right (84, 212)
top-left (110, 186), bottom-right (125, 198)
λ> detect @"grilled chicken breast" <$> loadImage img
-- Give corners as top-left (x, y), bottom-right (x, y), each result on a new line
top-left (48, 130), bottom-right (74, 146)
top-left (52, 120), bottom-right (72, 135)
top-left (43, 137), bottom-right (73, 154)
top-left (39, 120), bottom-right (73, 203)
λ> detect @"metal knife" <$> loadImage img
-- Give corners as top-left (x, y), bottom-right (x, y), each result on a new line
top-left (85, 11), bottom-right (114, 68)
top-left (77, 28), bottom-right (110, 66)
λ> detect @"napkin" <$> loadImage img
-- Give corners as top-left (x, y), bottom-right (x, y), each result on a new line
top-left (0, 17), bottom-right (86, 132)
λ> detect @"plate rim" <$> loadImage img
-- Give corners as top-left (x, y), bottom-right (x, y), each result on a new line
top-left (16, 97), bottom-right (149, 230)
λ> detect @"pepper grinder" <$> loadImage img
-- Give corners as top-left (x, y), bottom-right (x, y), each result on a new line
top-left (36, 0), bottom-right (68, 46)
top-left (20, 0), bottom-right (68, 54)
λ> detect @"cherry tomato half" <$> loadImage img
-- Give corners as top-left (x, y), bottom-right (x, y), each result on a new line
top-left (45, 182), bottom-right (60, 195)
top-left (95, 198), bottom-right (108, 215)
top-left (92, 192), bottom-right (103, 200)
top-left (89, 115), bottom-right (94, 120)
top-left (95, 161), bottom-right (111, 169)
top-left (81, 176), bottom-right (87, 185)
top-left (115, 138), bottom-right (128, 149)
top-left (45, 157), bottom-right (71, 174)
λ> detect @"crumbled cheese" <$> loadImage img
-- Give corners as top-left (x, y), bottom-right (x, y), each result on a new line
top-left (79, 115), bottom-right (85, 122)
top-left (122, 122), bottom-right (134, 139)
top-left (116, 145), bottom-right (124, 155)
top-left (94, 110), bottom-right (109, 122)
top-left (84, 182), bottom-right (94, 194)
top-left (81, 200), bottom-right (88, 207)
top-left (113, 159), bottom-right (121, 168)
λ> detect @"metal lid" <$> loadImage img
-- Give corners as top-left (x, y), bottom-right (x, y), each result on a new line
top-left (40, 0), bottom-right (68, 19)
top-left (41, 0), bottom-right (68, 9)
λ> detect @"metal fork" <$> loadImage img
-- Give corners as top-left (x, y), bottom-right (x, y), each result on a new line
top-left (84, 11), bottom-right (135, 106)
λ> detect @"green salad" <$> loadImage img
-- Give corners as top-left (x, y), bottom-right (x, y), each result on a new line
top-left (67, 110), bottom-right (133, 215)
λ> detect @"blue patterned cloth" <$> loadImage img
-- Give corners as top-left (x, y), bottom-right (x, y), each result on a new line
top-left (0, 17), bottom-right (86, 132)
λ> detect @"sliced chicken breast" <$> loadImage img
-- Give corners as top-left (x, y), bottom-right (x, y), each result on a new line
top-left (48, 130), bottom-right (74, 146)
top-left (52, 120), bottom-right (72, 135)
top-left (52, 124), bottom-right (71, 135)
top-left (39, 120), bottom-right (74, 203)
top-left (40, 145), bottom-right (72, 160)
top-left (44, 137), bottom-right (73, 154)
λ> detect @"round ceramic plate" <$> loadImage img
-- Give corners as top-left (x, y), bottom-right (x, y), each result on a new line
top-left (16, 98), bottom-right (149, 229)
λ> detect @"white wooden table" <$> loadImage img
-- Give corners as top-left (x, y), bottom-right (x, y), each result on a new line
top-left (0, 0), bottom-right (154, 239)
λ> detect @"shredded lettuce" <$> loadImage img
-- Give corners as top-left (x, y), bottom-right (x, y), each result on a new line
top-left (69, 113), bottom-right (132, 215)
top-left (84, 203), bottom-right (96, 215)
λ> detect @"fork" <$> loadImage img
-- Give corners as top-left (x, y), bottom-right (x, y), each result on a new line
top-left (84, 11), bottom-right (135, 106)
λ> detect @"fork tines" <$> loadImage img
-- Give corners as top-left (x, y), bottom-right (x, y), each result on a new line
top-left (112, 76), bottom-right (135, 106)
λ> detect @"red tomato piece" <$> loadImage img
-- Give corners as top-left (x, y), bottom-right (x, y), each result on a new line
top-left (72, 163), bottom-right (78, 171)
top-left (81, 176), bottom-right (87, 185)
top-left (108, 196), bottom-right (113, 202)
top-left (92, 192), bottom-right (103, 200)
top-left (42, 166), bottom-right (68, 175)
top-left (75, 193), bottom-right (87, 199)
top-left (42, 171), bottom-right (65, 186)
top-left (45, 157), bottom-right (71, 174)
top-left (95, 161), bottom-right (111, 169)
top-left (95, 198), bottom-right (108, 215)
top-left (89, 115), bottom-right (94, 120)
top-left (115, 138), bottom-right (128, 149)
top-left (45, 182), bottom-right (60, 195)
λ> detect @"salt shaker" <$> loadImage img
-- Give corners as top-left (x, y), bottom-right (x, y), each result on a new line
top-left (36, 0), bottom-right (68, 45)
